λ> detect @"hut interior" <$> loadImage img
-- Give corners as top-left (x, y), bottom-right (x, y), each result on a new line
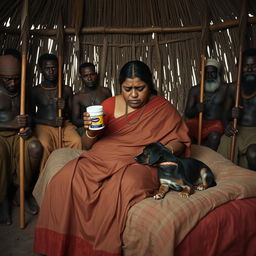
top-left (1, 0), bottom-right (255, 113)
top-left (0, 0), bottom-right (256, 256)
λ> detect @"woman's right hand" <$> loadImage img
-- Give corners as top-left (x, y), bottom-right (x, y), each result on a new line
top-left (83, 112), bottom-right (92, 130)
top-left (83, 112), bottom-right (102, 137)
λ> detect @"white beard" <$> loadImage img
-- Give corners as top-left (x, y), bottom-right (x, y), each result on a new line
top-left (205, 75), bottom-right (221, 92)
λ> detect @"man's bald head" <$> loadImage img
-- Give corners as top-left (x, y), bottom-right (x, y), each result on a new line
top-left (0, 55), bottom-right (21, 76)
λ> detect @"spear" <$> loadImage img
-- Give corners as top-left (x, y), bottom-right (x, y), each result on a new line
top-left (57, 12), bottom-right (64, 148)
top-left (230, 0), bottom-right (248, 161)
top-left (19, 0), bottom-right (29, 229)
top-left (73, 0), bottom-right (84, 91)
top-left (197, 3), bottom-right (209, 145)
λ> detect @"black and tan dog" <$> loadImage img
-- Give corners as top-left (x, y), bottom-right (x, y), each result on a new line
top-left (135, 142), bottom-right (216, 199)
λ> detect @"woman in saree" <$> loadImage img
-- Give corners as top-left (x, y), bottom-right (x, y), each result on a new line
top-left (33, 60), bottom-right (191, 256)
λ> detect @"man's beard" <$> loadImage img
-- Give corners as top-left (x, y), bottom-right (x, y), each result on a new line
top-left (205, 75), bottom-right (221, 93)
top-left (242, 72), bottom-right (256, 95)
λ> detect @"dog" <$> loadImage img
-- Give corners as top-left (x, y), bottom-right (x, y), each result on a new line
top-left (135, 142), bottom-right (216, 199)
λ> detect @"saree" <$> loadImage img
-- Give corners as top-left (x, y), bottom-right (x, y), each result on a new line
top-left (34, 96), bottom-right (191, 256)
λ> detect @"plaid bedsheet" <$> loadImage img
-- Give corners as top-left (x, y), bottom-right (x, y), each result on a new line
top-left (122, 145), bottom-right (256, 256)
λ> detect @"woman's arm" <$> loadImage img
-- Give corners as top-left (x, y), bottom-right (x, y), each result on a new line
top-left (165, 141), bottom-right (185, 156)
top-left (81, 112), bottom-right (102, 150)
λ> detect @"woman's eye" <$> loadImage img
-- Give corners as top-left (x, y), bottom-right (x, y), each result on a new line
top-left (124, 87), bottom-right (131, 92)
top-left (136, 86), bottom-right (145, 91)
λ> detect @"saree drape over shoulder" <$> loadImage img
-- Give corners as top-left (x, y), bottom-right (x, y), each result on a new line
top-left (34, 96), bottom-right (191, 256)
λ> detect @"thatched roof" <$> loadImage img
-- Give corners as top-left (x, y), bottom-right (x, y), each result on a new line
top-left (1, 0), bottom-right (256, 113)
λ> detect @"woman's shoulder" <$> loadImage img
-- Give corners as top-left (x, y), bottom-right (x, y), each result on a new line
top-left (102, 96), bottom-right (116, 120)
top-left (150, 95), bottom-right (173, 106)
top-left (102, 96), bottom-right (116, 106)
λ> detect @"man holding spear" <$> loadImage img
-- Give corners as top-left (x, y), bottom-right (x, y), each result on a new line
top-left (184, 58), bottom-right (229, 151)
top-left (0, 55), bottom-right (43, 225)
top-left (31, 53), bottom-right (82, 173)
top-left (218, 48), bottom-right (256, 171)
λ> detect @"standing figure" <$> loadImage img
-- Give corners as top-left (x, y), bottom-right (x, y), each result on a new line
top-left (184, 59), bottom-right (228, 150)
top-left (72, 62), bottom-right (112, 135)
top-left (31, 53), bottom-right (81, 172)
top-left (0, 55), bottom-right (42, 225)
top-left (218, 48), bottom-right (256, 171)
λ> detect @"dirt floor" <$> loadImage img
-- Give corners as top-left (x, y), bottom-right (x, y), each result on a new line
top-left (0, 205), bottom-right (37, 256)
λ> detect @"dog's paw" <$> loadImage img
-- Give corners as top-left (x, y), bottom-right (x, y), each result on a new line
top-left (194, 184), bottom-right (207, 191)
top-left (178, 191), bottom-right (190, 198)
top-left (154, 193), bottom-right (164, 200)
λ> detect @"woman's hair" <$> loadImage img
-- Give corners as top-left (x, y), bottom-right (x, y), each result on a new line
top-left (119, 60), bottom-right (157, 95)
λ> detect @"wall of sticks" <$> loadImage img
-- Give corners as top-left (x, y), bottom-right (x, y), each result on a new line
top-left (0, 0), bottom-right (256, 113)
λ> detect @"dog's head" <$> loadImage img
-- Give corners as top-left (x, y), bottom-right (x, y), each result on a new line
top-left (135, 142), bottom-right (177, 165)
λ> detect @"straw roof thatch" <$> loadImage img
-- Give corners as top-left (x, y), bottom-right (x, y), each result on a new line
top-left (1, 0), bottom-right (256, 113)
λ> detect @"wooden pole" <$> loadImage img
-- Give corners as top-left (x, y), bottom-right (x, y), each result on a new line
top-left (230, 46), bottom-right (243, 161)
top-left (57, 56), bottom-right (63, 148)
top-left (19, 0), bottom-right (29, 229)
top-left (197, 3), bottom-right (209, 145)
top-left (99, 37), bottom-right (108, 87)
top-left (197, 55), bottom-right (205, 145)
top-left (1, 16), bottom-right (256, 36)
top-left (57, 13), bottom-right (64, 148)
top-left (19, 54), bottom-right (26, 229)
top-left (230, 0), bottom-right (247, 161)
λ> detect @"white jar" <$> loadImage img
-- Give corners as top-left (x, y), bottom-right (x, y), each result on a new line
top-left (86, 105), bottom-right (104, 130)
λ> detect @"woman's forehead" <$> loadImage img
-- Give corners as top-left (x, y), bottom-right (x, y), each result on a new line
top-left (122, 77), bottom-right (147, 86)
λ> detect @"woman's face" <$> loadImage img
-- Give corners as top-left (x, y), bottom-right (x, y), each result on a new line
top-left (121, 77), bottom-right (151, 109)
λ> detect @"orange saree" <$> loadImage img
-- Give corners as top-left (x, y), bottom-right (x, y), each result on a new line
top-left (34, 96), bottom-right (191, 256)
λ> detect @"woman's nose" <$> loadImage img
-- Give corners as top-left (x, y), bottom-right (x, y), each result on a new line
top-left (131, 88), bottom-right (138, 97)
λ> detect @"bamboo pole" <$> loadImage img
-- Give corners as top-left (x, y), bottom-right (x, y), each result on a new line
top-left (197, 55), bottom-right (205, 145)
top-left (197, 4), bottom-right (209, 145)
top-left (230, 0), bottom-right (248, 161)
top-left (154, 35), bottom-right (163, 96)
top-left (73, 0), bottom-right (84, 91)
top-left (57, 55), bottom-right (63, 148)
top-left (1, 17), bottom-right (255, 36)
top-left (57, 13), bottom-right (64, 148)
top-left (99, 37), bottom-right (108, 87)
top-left (230, 45), bottom-right (243, 161)
top-left (19, 0), bottom-right (28, 229)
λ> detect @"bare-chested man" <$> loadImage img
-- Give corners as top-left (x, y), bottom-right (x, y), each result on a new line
top-left (72, 62), bottom-right (112, 135)
top-left (218, 48), bottom-right (256, 171)
top-left (184, 59), bottom-right (229, 150)
top-left (0, 55), bottom-right (43, 225)
top-left (31, 53), bottom-right (81, 172)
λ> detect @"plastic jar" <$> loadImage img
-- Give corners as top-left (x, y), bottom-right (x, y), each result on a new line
top-left (86, 105), bottom-right (105, 130)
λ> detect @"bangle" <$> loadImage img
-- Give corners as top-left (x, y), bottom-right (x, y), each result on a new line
top-left (85, 129), bottom-right (97, 139)
top-left (169, 145), bottom-right (174, 154)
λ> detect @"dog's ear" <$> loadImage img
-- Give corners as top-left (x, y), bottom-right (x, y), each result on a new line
top-left (148, 150), bottom-right (162, 165)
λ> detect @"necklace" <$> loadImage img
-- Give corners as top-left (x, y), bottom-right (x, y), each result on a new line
top-left (125, 102), bottom-right (146, 124)
top-left (88, 92), bottom-right (97, 105)
top-left (40, 84), bottom-right (57, 104)
top-left (241, 89), bottom-right (256, 100)
top-left (1, 90), bottom-right (19, 98)
top-left (40, 83), bottom-right (57, 90)
top-left (203, 92), bottom-right (215, 104)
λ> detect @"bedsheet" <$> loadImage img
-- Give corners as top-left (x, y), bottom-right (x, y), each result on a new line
top-left (122, 145), bottom-right (256, 256)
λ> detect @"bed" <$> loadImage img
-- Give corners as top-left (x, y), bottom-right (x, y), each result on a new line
top-left (122, 145), bottom-right (256, 256)
top-left (33, 144), bottom-right (256, 256)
